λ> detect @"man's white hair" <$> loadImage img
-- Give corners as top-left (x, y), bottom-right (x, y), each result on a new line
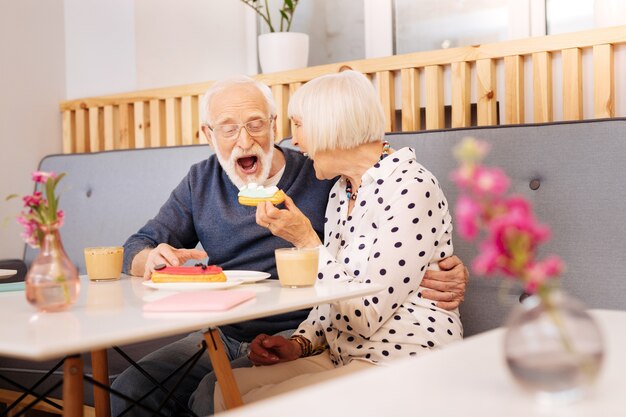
top-left (200, 75), bottom-right (276, 125)
top-left (287, 70), bottom-right (385, 158)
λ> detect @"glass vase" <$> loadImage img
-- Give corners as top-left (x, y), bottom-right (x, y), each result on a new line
top-left (504, 290), bottom-right (604, 404)
top-left (25, 225), bottom-right (80, 312)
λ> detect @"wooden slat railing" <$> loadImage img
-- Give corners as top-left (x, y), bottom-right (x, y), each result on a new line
top-left (60, 25), bottom-right (626, 153)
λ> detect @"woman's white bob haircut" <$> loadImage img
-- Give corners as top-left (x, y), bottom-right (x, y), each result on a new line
top-left (288, 70), bottom-right (385, 158)
top-left (200, 75), bottom-right (276, 125)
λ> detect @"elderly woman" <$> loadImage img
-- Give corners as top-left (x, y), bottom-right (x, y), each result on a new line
top-left (214, 70), bottom-right (462, 411)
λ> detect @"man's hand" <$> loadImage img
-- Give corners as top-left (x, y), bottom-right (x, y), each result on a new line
top-left (420, 255), bottom-right (469, 310)
top-left (132, 243), bottom-right (207, 280)
top-left (247, 333), bottom-right (301, 366)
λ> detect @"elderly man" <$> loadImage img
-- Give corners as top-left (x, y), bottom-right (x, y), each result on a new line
top-left (111, 75), bottom-right (468, 417)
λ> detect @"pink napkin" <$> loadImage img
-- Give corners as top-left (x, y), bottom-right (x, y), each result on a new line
top-left (143, 291), bottom-right (256, 312)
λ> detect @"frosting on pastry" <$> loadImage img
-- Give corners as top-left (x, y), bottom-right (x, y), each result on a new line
top-left (238, 183), bottom-right (280, 198)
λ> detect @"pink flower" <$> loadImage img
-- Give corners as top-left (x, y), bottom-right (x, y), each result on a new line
top-left (21, 230), bottom-right (40, 248)
top-left (540, 255), bottom-right (565, 277)
top-left (472, 166), bottom-right (510, 196)
top-left (56, 210), bottom-right (65, 228)
top-left (502, 196), bottom-right (532, 216)
top-left (472, 240), bottom-right (501, 275)
top-left (17, 215), bottom-right (32, 227)
top-left (450, 166), bottom-right (475, 190)
top-left (455, 195), bottom-right (482, 240)
top-left (32, 171), bottom-right (57, 184)
top-left (22, 192), bottom-right (43, 208)
top-left (524, 257), bottom-right (564, 293)
top-left (17, 215), bottom-right (40, 248)
top-left (488, 198), bottom-right (550, 247)
top-left (451, 166), bottom-right (510, 197)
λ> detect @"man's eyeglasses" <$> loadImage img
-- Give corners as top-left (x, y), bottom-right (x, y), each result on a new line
top-left (205, 117), bottom-right (273, 140)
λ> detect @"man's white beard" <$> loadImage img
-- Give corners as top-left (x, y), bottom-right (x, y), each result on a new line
top-left (213, 138), bottom-right (274, 189)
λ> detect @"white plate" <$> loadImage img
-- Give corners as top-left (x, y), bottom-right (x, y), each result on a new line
top-left (142, 277), bottom-right (243, 291)
top-left (0, 269), bottom-right (17, 279)
top-left (224, 270), bottom-right (271, 283)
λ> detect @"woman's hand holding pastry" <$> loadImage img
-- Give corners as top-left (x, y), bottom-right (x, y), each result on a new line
top-left (142, 243), bottom-right (207, 280)
top-left (256, 195), bottom-right (321, 248)
top-left (247, 334), bottom-right (302, 366)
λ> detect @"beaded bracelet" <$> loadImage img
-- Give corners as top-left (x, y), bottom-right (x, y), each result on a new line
top-left (289, 335), bottom-right (313, 357)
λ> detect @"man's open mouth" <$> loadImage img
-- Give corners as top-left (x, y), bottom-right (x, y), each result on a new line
top-left (237, 156), bottom-right (259, 174)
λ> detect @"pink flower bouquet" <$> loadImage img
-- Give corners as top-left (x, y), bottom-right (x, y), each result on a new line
top-left (8, 171), bottom-right (66, 248)
top-left (451, 137), bottom-right (564, 296)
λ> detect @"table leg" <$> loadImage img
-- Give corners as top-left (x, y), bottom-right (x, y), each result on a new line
top-left (62, 355), bottom-right (84, 417)
top-left (203, 328), bottom-right (243, 410)
top-left (91, 349), bottom-right (111, 417)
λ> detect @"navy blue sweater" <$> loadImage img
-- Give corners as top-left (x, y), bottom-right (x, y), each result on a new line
top-left (123, 146), bottom-right (334, 341)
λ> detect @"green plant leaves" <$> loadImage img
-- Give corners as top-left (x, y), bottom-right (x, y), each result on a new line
top-left (239, 0), bottom-right (300, 33)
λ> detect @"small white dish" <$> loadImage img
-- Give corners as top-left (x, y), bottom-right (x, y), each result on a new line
top-left (224, 270), bottom-right (271, 283)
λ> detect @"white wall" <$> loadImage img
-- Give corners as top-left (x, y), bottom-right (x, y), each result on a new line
top-left (595, 0), bottom-right (626, 26)
top-left (134, 0), bottom-right (250, 89)
top-left (64, 0), bottom-right (136, 99)
top-left (0, 0), bottom-right (66, 259)
top-left (64, 0), bottom-right (251, 96)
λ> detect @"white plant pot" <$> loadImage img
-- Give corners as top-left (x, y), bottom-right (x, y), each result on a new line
top-left (258, 32), bottom-right (309, 74)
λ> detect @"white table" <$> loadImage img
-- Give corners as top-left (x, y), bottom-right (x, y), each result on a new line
top-left (221, 309), bottom-right (626, 417)
top-left (0, 274), bottom-right (382, 416)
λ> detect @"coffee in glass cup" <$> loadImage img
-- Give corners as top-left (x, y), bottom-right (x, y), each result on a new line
top-left (84, 246), bottom-right (124, 281)
top-left (275, 247), bottom-right (319, 288)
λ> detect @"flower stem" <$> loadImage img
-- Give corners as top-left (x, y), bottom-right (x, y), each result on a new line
top-left (44, 228), bottom-right (72, 305)
top-left (538, 286), bottom-right (573, 353)
top-left (538, 287), bottom-right (597, 380)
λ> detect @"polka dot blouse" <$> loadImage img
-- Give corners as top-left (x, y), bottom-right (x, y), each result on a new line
top-left (294, 147), bottom-right (463, 366)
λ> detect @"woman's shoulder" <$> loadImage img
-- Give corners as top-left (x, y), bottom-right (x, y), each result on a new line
top-left (383, 148), bottom-right (445, 194)
top-left (391, 147), bottom-right (437, 178)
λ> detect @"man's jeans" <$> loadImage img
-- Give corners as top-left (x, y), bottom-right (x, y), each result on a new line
top-left (110, 329), bottom-right (250, 417)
